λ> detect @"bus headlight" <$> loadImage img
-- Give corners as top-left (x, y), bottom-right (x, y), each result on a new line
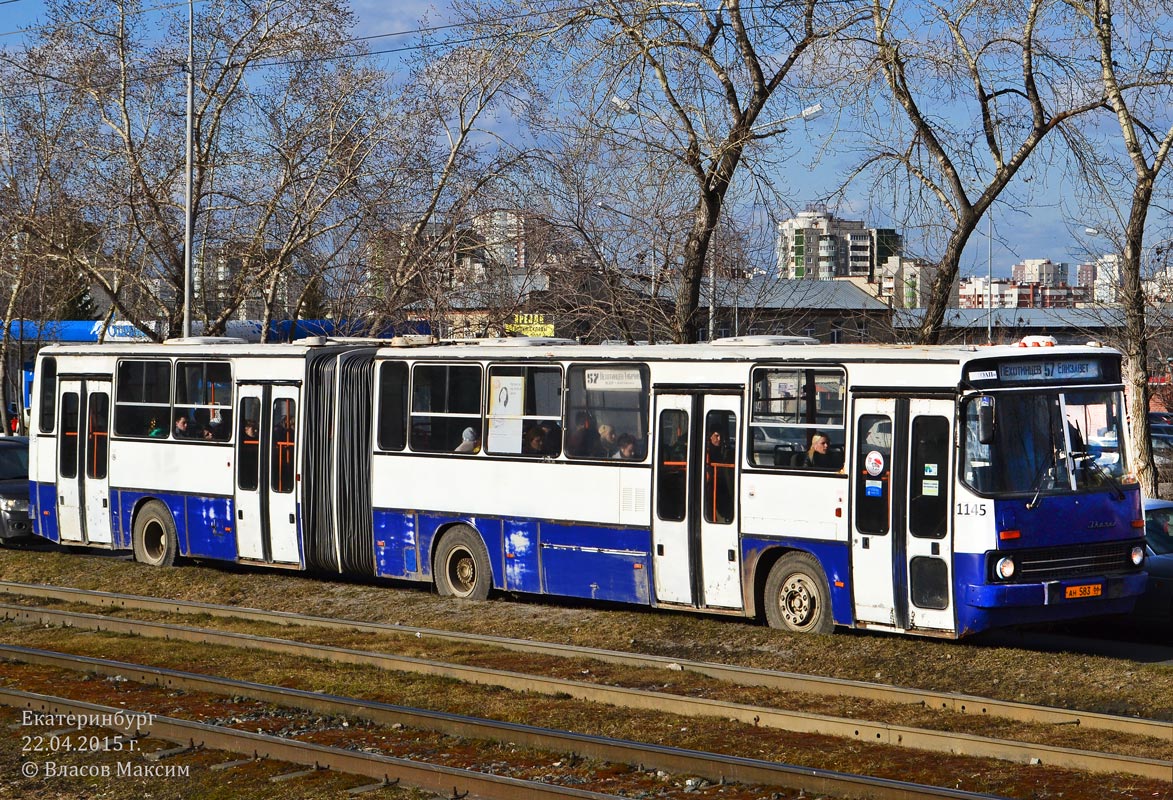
top-left (994, 556), bottom-right (1016, 580)
top-left (1130, 546), bottom-right (1145, 566)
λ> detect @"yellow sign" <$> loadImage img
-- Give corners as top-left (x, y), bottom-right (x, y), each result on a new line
top-left (506, 313), bottom-right (554, 337)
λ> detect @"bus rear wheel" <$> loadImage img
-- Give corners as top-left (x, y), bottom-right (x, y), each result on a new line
top-left (435, 526), bottom-right (492, 600)
top-left (132, 501), bottom-right (178, 567)
top-left (764, 553), bottom-right (833, 634)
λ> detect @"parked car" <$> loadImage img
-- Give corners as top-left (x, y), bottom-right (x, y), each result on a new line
top-left (1152, 434), bottom-right (1173, 472)
top-left (1149, 411), bottom-right (1173, 426)
top-left (0, 437), bottom-right (31, 543)
top-left (1140, 498), bottom-right (1173, 627)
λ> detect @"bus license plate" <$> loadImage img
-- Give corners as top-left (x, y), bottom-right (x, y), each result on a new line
top-left (1065, 583), bottom-right (1102, 599)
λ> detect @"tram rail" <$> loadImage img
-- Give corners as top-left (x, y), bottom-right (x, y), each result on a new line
top-left (0, 580), bottom-right (1166, 741)
top-left (0, 601), bottom-right (1169, 780)
top-left (2, 684), bottom-right (625, 799)
top-left (0, 646), bottom-right (1007, 800)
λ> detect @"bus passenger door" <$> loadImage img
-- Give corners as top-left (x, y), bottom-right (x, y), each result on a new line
top-left (850, 397), bottom-right (899, 626)
top-left (234, 385), bottom-right (301, 565)
top-left (902, 399), bottom-right (955, 632)
top-left (651, 392), bottom-right (743, 610)
top-left (267, 389), bottom-right (300, 564)
top-left (652, 394), bottom-right (695, 605)
top-left (55, 379), bottom-right (113, 545)
top-left (56, 381), bottom-right (85, 543)
top-left (81, 385), bottom-right (112, 544)
top-left (699, 396), bottom-right (741, 609)
top-left (234, 388), bottom-right (265, 560)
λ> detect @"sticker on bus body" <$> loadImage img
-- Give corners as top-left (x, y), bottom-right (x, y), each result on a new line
top-left (865, 451), bottom-right (885, 476)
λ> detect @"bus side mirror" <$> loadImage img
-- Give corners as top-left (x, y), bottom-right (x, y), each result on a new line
top-left (977, 404), bottom-right (995, 445)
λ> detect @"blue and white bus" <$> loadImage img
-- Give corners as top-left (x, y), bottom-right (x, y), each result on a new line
top-left (26, 335), bottom-right (1147, 637)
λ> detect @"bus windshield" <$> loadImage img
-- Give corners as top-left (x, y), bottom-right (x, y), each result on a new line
top-left (961, 389), bottom-right (1128, 496)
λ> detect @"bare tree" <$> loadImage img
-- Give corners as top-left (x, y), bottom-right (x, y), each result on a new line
top-left (2, 0), bottom-right (381, 340)
top-left (468, 0), bottom-right (862, 342)
top-left (844, 0), bottom-right (1103, 345)
top-left (0, 53), bottom-right (100, 430)
top-left (349, 26), bottom-right (540, 336)
top-left (1059, 0), bottom-right (1173, 496)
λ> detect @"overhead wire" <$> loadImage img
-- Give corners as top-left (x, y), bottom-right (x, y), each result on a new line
top-left (0, 1), bottom-right (842, 102)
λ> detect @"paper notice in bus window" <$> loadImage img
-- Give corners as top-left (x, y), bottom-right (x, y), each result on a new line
top-left (491, 375), bottom-right (524, 415)
top-left (489, 417), bottom-right (523, 453)
top-left (585, 368), bottom-right (642, 391)
top-left (923, 479), bottom-right (939, 497)
top-left (865, 480), bottom-right (883, 497)
top-left (924, 463), bottom-right (938, 477)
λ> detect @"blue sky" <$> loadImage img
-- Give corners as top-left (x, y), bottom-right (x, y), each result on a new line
top-left (0, 0), bottom-right (1097, 280)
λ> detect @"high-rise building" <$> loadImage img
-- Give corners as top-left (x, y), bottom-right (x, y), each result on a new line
top-left (877, 256), bottom-right (956, 308)
top-left (1093, 254), bottom-right (1120, 303)
top-left (1010, 258), bottom-right (1070, 287)
top-left (775, 208), bottom-right (902, 282)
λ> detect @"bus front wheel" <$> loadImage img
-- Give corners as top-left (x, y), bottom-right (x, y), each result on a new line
top-left (132, 502), bottom-right (178, 567)
top-left (764, 553), bottom-right (833, 634)
top-left (435, 526), bottom-right (492, 601)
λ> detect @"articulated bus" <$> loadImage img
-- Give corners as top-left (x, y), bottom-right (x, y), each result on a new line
top-left (27, 335), bottom-right (1147, 637)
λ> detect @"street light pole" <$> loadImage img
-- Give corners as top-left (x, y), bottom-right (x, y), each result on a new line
top-left (182, 0), bottom-right (194, 338)
top-left (708, 250), bottom-right (716, 341)
top-left (607, 98), bottom-right (823, 343)
top-left (987, 213), bottom-right (993, 344)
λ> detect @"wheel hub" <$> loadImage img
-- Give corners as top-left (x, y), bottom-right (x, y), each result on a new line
top-left (782, 577), bottom-right (813, 626)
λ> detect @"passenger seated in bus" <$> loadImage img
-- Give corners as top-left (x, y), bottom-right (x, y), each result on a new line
top-left (597, 424), bottom-right (618, 456)
top-left (242, 419), bottom-right (259, 442)
top-left (204, 410), bottom-right (231, 441)
top-left (792, 432), bottom-right (833, 469)
top-left (454, 426), bottom-right (481, 453)
top-left (273, 415), bottom-right (295, 443)
top-left (705, 428), bottom-right (734, 523)
top-left (173, 414), bottom-right (193, 438)
top-left (566, 411), bottom-right (602, 456)
top-left (523, 426), bottom-right (545, 454)
top-left (612, 433), bottom-right (637, 459)
top-left (539, 421), bottom-right (562, 456)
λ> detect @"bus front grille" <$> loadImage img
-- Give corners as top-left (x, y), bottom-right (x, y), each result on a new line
top-left (990, 540), bottom-right (1143, 583)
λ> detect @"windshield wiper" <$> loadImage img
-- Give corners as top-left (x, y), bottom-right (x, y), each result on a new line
top-left (1076, 453), bottom-right (1125, 500)
top-left (1025, 449), bottom-right (1057, 510)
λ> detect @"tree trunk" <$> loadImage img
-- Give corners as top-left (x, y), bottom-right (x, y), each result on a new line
top-left (1121, 204), bottom-right (1155, 496)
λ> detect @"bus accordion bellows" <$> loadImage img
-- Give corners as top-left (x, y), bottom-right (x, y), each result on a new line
top-left (27, 336), bottom-right (1147, 638)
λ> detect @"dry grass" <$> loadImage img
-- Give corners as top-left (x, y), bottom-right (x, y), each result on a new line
top-left (0, 546), bottom-right (1171, 799)
top-left (0, 547), bottom-right (1167, 720)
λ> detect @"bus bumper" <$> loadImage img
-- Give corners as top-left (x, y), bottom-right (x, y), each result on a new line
top-left (963, 572), bottom-right (1147, 608)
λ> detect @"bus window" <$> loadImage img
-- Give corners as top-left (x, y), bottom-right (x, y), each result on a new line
top-left (376, 362), bottom-right (408, 451)
top-left (86, 393), bottom-right (109, 480)
top-left (271, 398), bottom-right (296, 493)
top-left (237, 397), bottom-right (260, 491)
top-left (38, 357), bottom-right (57, 433)
top-left (704, 410), bottom-right (735, 524)
top-left (59, 392), bottom-right (80, 479)
top-left (909, 415), bottom-right (949, 538)
top-left (175, 361), bottom-right (232, 441)
top-left (657, 410), bottom-right (688, 521)
top-left (410, 364), bottom-right (482, 453)
top-left (749, 367), bottom-right (845, 469)
top-left (564, 364), bottom-right (648, 459)
top-left (855, 414), bottom-right (891, 534)
top-left (486, 365), bottom-right (562, 457)
top-left (114, 360), bottom-right (172, 437)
